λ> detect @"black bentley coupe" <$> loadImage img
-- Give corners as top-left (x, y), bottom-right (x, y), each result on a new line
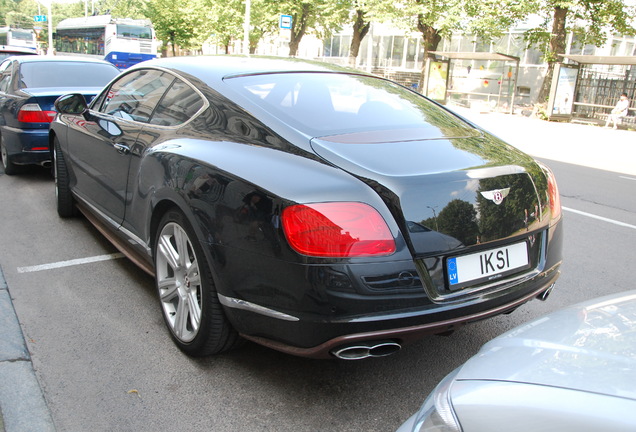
top-left (49, 56), bottom-right (563, 359)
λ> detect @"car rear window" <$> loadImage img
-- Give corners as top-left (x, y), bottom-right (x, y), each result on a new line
top-left (225, 72), bottom-right (472, 137)
top-left (19, 61), bottom-right (119, 89)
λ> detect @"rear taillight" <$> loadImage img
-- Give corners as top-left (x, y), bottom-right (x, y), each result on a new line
top-left (281, 202), bottom-right (396, 257)
top-left (541, 164), bottom-right (561, 224)
top-left (17, 103), bottom-right (56, 123)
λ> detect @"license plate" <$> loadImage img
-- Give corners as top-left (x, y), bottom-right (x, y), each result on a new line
top-left (447, 242), bottom-right (529, 289)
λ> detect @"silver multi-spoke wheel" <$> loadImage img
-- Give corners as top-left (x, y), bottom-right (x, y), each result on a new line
top-left (156, 221), bottom-right (203, 343)
top-left (154, 210), bottom-right (241, 356)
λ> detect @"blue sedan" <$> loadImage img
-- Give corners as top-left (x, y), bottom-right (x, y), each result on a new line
top-left (0, 55), bottom-right (119, 174)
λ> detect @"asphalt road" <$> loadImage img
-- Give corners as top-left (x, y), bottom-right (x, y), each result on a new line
top-left (0, 118), bottom-right (635, 431)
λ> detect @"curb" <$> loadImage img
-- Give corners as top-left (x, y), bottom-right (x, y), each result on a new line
top-left (0, 266), bottom-right (56, 432)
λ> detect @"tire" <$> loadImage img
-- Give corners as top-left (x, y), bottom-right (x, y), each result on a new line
top-left (53, 137), bottom-right (77, 217)
top-left (154, 209), bottom-right (241, 356)
top-left (1, 135), bottom-right (19, 175)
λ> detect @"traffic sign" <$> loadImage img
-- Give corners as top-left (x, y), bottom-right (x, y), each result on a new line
top-left (280, 15), bottom-right (292, 30)
top-left (34, 15), bottom-right (47, 22)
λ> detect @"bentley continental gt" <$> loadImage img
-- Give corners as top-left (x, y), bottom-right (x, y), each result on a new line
top-left (49, 56), bottom-right (563, 359)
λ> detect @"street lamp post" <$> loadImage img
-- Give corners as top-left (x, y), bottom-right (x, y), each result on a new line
top-left (46, 0), bottom-right (53, 55)
top-left (427, 206), bottom-right (439, 231)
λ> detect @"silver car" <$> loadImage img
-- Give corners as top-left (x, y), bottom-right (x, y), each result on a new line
top-left (397, 291), bottom-right (636, 431)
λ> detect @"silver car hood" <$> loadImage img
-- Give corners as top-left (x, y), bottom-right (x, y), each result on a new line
top-left (456, 291), bottom-right (636, 400)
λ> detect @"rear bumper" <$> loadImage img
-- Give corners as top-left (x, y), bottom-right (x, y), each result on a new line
top-left (232, 262), bottom-right (561, 359)
top-left (217, 222), bottom-right (564, 359)
top-left (241, 266), bottom-right (560, 359)
top-left (2, 126), bottom-right (50, 165)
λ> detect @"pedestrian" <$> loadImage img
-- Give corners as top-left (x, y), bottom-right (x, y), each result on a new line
top-left (605, 92), bottom-right (630, 129)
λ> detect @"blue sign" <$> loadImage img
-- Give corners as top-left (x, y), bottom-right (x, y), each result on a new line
top-left (447, 257), bottom-right (458, 285)
top-left (280, 15), bottom-right (292, 30)
top-left (34, 15), bottom-right (47, 22)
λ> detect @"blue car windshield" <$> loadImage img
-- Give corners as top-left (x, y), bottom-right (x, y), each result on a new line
top-left (225, 72), bottom-right (472, 137)
top-left (19, 62), bottom-right (118, 89)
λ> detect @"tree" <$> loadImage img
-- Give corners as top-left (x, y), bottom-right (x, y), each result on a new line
top-left (435, 199), bottom-right (479, 246)
top-left (202, 0), bottom-right (244, 54)
top-left (349, 7), bottom-right (371, 66)
top-left (145, 0), bottom-right (206, 56)
top-left (274, 0), bottom-right (349, 57)
top-left (525, 0), bottom-right (636, 103)
top-left (370, 0), bottom-right (533, 89)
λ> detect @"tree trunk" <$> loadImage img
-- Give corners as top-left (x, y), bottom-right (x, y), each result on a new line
top-left (417, 16), bottom-right (442, 92)
top-left (537, 6), bottom-right (568, 103)
top-left (289, 4), bottom-right (310, 57)
top-left (169, 32), bottom-right (177, 57)
top-left (349, 9), bottom-right (370, 67)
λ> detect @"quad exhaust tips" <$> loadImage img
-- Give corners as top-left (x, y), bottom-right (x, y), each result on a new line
top-left (331, 340), bottom-right (401, 360)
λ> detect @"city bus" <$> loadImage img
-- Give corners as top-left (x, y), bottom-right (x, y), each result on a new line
top-left (55, 15), bottom-right (158, 69)
top-left (0, 27), bottom-right (37, 50)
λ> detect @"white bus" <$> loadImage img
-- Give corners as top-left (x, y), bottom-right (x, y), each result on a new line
top-left (0, 27), bottom-right (37, 50)
top-left (55, 15), bottom-right (158, 69)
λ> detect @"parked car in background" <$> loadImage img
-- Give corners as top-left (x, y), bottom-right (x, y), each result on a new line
top-left (0, 56), bottom-right (120, 174)
top-left (397, 290), bottom-right (636, 432)
top-left (50, 56), bottom-right (563, 359)
top-left (0, 45), bottom-right (38, 61)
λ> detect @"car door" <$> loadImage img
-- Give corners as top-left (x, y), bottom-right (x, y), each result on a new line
top-left (0, 60), bottom-right (14, 128)
top-left (65, 69), bottom-right (174, 224)
top-left (120, 75), bottom-right (207, 238)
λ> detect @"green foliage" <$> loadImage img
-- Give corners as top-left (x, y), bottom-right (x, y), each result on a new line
top-left (145, 0), bottom-right (206, 54)
top-left (435, 199), bottom-right (479, 246)
top-left (3, 0), bottom-right (632, 61)
top-left (525, 0), bottom-right (636, 62)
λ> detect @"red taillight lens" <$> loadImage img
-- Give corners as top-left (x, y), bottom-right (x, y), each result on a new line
top-left (281, 202), bottom-right (396, 257)
top-left (542, 164), bottom-right (561, 223)
top-left (17, 103), bottom-right (56, 123)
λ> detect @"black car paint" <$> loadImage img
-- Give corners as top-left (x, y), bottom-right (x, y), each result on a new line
top-left (50, 57), bottom-right (563, 358)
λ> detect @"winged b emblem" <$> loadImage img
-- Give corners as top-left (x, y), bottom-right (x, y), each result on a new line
top-left (480, 188), bottom-right (511, 205)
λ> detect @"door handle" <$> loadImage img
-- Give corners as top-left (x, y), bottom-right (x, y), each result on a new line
top-left (113, 143), bottom-right (130, 155)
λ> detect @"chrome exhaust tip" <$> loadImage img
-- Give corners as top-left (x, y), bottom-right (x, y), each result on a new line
top-left (331, 340), bottom-right (401, 360)
top-left (538, 283), bottom-right (556, 301)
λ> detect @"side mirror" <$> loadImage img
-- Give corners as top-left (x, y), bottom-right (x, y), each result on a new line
top-left (54, 93), bottom-right (88, 116)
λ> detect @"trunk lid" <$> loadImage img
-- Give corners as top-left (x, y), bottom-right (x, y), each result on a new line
top-left (311, 128), bottom-right (549, 257)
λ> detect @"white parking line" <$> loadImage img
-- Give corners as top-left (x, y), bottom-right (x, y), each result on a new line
top-left (17, 253), bottom-right (125, 274)
top-left (619, 176), bottom-right (636, 181)
top-left (563, 207), bottom-right (636, 230)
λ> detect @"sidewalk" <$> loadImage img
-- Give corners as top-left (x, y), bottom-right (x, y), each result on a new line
top-left (0, 266), bottom-right (56, 432)
top-left (450, 106), bottom-right (636, 176)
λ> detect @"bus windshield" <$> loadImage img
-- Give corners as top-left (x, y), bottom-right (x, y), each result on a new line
top-left (116, 25), bottom-right (152, 39)
top-left (11, 30), bottom-right (34, 41)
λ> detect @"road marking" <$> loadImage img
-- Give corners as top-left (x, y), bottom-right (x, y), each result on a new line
top-left (619, 176), bottom-right (636, 181)
top-left (17, 253), bottom-right (126, 274)
top-left (563, 207), bottom-right (636, 230)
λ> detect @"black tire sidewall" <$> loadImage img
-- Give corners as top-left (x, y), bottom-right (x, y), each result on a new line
top-left (1, 135), bottom-right (18, 175)
top-left (54, 137), bottom-right (76, 217)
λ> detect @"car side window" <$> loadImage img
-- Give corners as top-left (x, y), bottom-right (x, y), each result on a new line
top-left (0, 61), bottom-right (13, 93)
top-left (149, 78), bottom-right (204, 127)
top-left (99, 69), bottom-right (174, 123)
